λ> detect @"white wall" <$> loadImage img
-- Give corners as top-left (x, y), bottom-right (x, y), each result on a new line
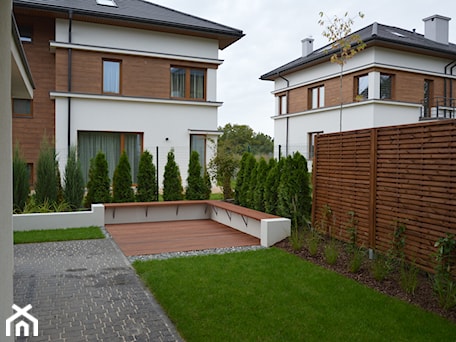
top-left (1, 1), bottom-right (14, 339)
top-left (56, 19), bottom-right (220, 60)
top-left (55, 96), bottom-right (220, 186)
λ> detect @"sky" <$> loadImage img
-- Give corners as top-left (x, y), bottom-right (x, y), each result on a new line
top-left (151, 0), bottom-right (456, 137)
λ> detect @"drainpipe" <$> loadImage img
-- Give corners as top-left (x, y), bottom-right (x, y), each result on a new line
top-left (278, 73), bottom-right (290, 157)
top-left (450, 61), bottom-right (456, 109)
top-left (444, 60), bottom-right (456, 107)
top-left (67, 10), bottom-right (73, 154)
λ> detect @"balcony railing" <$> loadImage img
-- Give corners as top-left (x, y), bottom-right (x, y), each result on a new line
top-left (420, 97), bottom-right (456, 120)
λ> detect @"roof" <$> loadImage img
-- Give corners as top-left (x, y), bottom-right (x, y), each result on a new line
top-left (261, 21), bottom-right (456, 80)
top-left (13, 0), bottom-right (244, 49)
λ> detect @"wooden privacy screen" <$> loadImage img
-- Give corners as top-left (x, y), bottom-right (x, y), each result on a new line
top-left (312, 120), bottom-right (456, 272)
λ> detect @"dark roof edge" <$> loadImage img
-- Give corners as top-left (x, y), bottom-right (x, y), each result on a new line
top-left (13, 0), bottom-right (244, 39)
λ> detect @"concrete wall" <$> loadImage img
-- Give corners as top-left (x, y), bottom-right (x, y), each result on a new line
top-left (13, 205), bottom-right (105, 231)
top-left (1, 1), bottom-right (14, 339)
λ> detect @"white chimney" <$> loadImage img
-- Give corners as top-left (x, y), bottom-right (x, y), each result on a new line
top-left (301, 37), bottom-right (314, 57)
top-left (423, 14), bottom-right (451, 45)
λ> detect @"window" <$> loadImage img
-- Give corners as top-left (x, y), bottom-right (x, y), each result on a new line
top-left (13, 99), bottom-right (32, 117)
top-left (380, 74), bottom-right (392, 99)
top-left (356, 74), bottom-right (369, 100)
top-left (78, 131), bottom-right (142, 183)
top-left (96, 0), bottom-right (117, 7)
top-left (190, 135), bottom-right (206, 172)
top-left (18, 25), bottom-right (32, 43)
top-left (308, 131), bottom-right (323, 159)
top-left (279, 95), bottom-right (287, 115)
top-left (103, 60), bottom-right (121, 94)
top-left (310, 86), bottom-right (325, 109)
top-left (171, 67), bottom-right (206, 100)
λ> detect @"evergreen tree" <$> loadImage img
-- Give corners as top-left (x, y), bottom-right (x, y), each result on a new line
top-left (246, 158), bottom-right (258, 209)
top-left (163, 150), bottom-right (183, 201)
top-left (112, 151), bottom-right (135, 203)
top-left (264, 158), bottom-right (281, 214)
top-left (234, 152), bottom-right (249, 205)
top-left (203, 170), bottom-right (212, 200)
top-left (85, 151), bottom-right (111, 206)
top-left (64, 146), bottom-right (85, 210)
top-left (239, 153), bottom-right (256, 207)
top-left (13, 144), bottom-right (29, 212)
top-left (185, 151), bottom-right (206, 200)
top-left (136, 150), bottom-right (157, 202)
top-left (253, 157), bottom-right (268, 211)
top-left (35, 136), bottom-right (58, 205)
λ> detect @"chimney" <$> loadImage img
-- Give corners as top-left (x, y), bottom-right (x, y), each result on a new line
top-left (301, 37), bottom-right (314, 57)
top-left (423, 14), bottom-right (451, 44)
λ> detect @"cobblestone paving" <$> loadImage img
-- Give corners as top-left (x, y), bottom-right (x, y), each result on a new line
top-left (13, 238), bottom-right (183, 342)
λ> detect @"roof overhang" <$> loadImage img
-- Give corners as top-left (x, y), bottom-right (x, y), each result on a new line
top-left (11, 14), bottom-right (34, 99)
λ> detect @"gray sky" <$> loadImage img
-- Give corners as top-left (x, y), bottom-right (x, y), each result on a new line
top-left (151, 0), bottom-right (456, 136)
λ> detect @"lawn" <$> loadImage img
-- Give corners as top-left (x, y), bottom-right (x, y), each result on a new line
top-left (14, 226), bottom-right (104, 244)
top-left (134, 248), bottom-right (456, 342)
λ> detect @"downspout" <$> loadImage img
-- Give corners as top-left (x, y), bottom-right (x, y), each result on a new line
top-left (278, 73), bottom-right (290, 157)
top-left (450, 61), bottom-right (456, 109)
top-left (444, 60), bottom-right (456, 106)
top-left (67, 10), bottom-right (73, 154)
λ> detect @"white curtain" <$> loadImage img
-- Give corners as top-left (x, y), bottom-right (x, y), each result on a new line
top-left (190, 70), bottom-right (205, 99)
top-left (103, 61), bottom-right (120, 93)
top-left (171, 67), bottom-right (185, 97)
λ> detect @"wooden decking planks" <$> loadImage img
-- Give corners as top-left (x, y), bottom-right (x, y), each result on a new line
top-left (106, 219), bottom-right (260, 256)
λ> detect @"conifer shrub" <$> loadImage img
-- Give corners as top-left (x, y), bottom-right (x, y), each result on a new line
top-left (64, 146), bottom-right (85, 210)
top-left (112, 151), bottom-right (135, 203)
top-left (13, 144), bottom-right (30, 213)
top-left (236, 152), bottom-right (256, 207)
top-left (136, 150), bottom-right (158, 202)
top-left (163, 150), bottom-right (183, 201)
top-left (234, 152), bottom-right (249, 205)
top-left (253, 157), bottom-right (268, 211)
top-left (185, 151), bottom-right (206, 200)
top-left (264, 158), bottom-right (281, 214)
top-left (203, 170), bottom-right (212, 200)
top-left (85, 151), bottom-right (111, 206)
top-left (35, 136), bottom-right (58, 206)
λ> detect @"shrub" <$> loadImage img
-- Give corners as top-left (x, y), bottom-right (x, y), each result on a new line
top-left (35, 136), bottom-right (58, 205)
top-left (64, 146), bottom-right (85, 210)
top-left (371, 253), bottom-right (391, 281)
top-left (85, 151), bottom-right (111, 206)
top-left (163, 150), bottom-right (183, 201)
top-left (203, 170), bottom-right (212, 200)
top-left (112, 151), bottom-right (135, 203)
top-left (264, 158), bottom-right (281, 215)
top-left (306, 230), bottom-right (320, 256)
top-left (253, 157), bottom-right (268, 211)
top-left (208, 148), bottom-right (237, 200)
top-left (324, 239), bottom-right (339, 265)
top-left (238, 152), bottom-right (256, 207)
top-left (400, 262), bottom-right (419, 296)
top-left (136, 150), bottom-right (158, 202)
top-left (185, 151), bottom-right (206, 200)
top-left (13, 144), bottom-right (29, 212)
top-left (433, 234), bottom-right (456, 310)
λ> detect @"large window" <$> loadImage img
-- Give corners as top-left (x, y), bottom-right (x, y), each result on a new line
top-left (103, 60), bottom-right (121, 94)
top-left (279, 95), bottom-right (287, 115)
top-left (310, 85), bottom-right (325, 109)
top-left (190, 135), bottom-right (206, 173)
top-left (171, 67), bottom-right (206, 100)
top-left (12, 99), bottom-right (32, 117)
top-left (78, 131), bottom-right (142, 183)
top-left (308, 131), bottom-right (323, 159)
top-left (356, 75), bottom-right (369, 100)
top-left (380, 73), bottom-right (393, 99)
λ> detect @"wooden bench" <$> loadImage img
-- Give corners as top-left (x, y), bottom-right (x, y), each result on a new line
top-left (104, 200), bottom-right (290, 247)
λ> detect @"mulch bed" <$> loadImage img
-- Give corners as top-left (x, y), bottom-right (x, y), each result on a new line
top-left (275, 236), bottom-right (456, 324)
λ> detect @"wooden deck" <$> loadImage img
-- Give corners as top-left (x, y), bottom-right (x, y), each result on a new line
top-left (106, 219), bottom-right (260, 256)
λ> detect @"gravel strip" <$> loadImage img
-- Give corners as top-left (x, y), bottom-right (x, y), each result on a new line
top-left (128, 245), bottom-right (266, 262)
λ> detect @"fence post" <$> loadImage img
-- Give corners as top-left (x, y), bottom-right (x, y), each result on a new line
top-left (368, 128), bottom-right (377, 257)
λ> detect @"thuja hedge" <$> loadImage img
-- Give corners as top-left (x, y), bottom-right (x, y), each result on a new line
top-left (235, 152), bottom-right (311, 228)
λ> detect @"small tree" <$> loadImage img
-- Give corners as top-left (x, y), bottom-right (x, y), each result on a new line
top-left (13, 144), bottom-right (29, 212)
top-left (112, 151), bottom-right (135, 203)
top-left (186, 151), bottom-right (206, 200)
top-left (136, 150), bottom-right (158, 202)
top-left (163, 150), bottom-right (183, 201)
top-left (238, 153), bottom-right (256, 208)
top-left (203, 170), bottom-right (212, 200)
top-left (64, 146), bottom-right (85, 210)
top-left (35, 135), bottom-right (58, 205)
top-left (319, 11), bottom-right (365, 131)
top-left (264, 158), bottom-right (280, 214)
top-left (209, 148), bottom-right (238, 200)
top-left (85, 151), bottom-right (111, 206)
top-left (253, 157), bottom-right (268, 212)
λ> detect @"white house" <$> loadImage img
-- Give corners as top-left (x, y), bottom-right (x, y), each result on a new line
top-left (261, 15), bottom-right (456, 166)
top-left (12, 0), bottom-right (243, 186)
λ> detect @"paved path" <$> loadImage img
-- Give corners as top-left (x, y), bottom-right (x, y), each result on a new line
top-left (13, 238), bottom-right (183, 342)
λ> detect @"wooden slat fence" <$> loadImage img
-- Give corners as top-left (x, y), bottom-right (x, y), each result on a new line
top-left (312, 120), bottom-right (456, 273)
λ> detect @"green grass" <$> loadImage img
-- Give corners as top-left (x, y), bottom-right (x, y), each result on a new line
top-left (134, 248), bottom-right (456, 342)
top-left (14, 226), bottom-right (104, 244)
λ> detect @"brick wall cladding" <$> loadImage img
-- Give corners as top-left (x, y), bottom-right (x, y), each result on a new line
top-left (285, 67), bottom-right (452, 114)
top-left (312, 120), bottom-right (456, 274)
top-left (13, 13), bottom-right (56, 176)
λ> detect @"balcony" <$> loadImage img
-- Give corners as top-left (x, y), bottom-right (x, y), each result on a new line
top-left (420, 97), bottom-right (456, 120)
